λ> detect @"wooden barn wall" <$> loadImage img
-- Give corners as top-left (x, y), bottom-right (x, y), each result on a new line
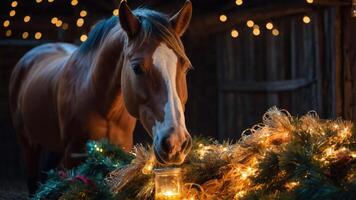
top-left (215, 8), bottom-right (341, 140)
top-left (0, 42), bottom-right (39, 179)
top-left (338, 6), bottom-right (356, 121)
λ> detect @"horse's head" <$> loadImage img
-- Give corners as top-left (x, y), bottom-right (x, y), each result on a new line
top-left (119, 0), bottom-right (193, 165)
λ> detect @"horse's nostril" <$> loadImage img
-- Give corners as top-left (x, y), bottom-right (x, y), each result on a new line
top-left (182, 139), bottom-right (189, 150)
top-left (161, 137), bottom-right (172, 153)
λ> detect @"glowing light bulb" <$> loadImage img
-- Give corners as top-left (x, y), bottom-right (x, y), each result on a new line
top-left (71, 0), bottom-right (78, 6)
top-left (235, 0), bottom-right (243, 6)
top-left (51, 17), bottom-right (58, 24)
top-left (272, 29), bottom-right (279, 36)
top-left (80, 34), bottom-right (88, 42)
top-left (48, 0), bottom-right (54, 3)
top-left (35, 32), bottom-right (42, 39)
top-left (9, 10), bottom-right (16, 17)
top-left (80, 10), bottom-right (87, 17)
top-left (246, 20), bottom-right (254, 28)
top-left (5, 30), bottom-right (12, 37)
top-left (266, 22), bottom-right (273, 30)
top-left (303, 16), bottom-right (311, 24)
top-left (11, 1), bottom-right (18, 7)
top-left (306, 0), bottom-right (313, 3)
top-left (22, 32), bottom-right (29, 39)
top-left (231, 29), bottom-right (239, 38)
top-left (113, 9), bottom-right (119, 16)
top-left (219, 14), bottom-right (227, 22)
top-left (76, 18), bottom-right (84, 27)
top-left (55, 20), bottom-right (62, 27)
top-left (24, 16), bottom-right (31, 23)
top-left (62, 23), bottom-right (69, 30)
top-left (3, 20), bottom-right (10, 28)
top-left (253, 28), bottom-right (261, 36)
top-left (36, 0), bottom-right (42, 3)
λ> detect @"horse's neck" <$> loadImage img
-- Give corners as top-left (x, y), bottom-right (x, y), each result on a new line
top-left (77, 30), bottom-right (126, 116)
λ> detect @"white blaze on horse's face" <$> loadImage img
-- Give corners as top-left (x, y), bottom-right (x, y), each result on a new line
top-left (151, 42), bottom-right (191, 164)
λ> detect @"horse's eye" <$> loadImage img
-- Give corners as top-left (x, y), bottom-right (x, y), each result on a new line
top-left (132, 64), bottom-right (144, 75)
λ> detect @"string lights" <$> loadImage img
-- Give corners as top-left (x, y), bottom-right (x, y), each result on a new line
top-left (266, 22), bottom-right (273, 30)
top-left (76, 18), bottom-right (84, 27)
top-left (80, 10), bottom-right (87, 17)
top-left (219, 14), bottom-right (227, 22)
top-left (80, 34), bottom-right (88, 42)
top-left (5, 30), bottom-right (12, 37)
top-left (35, 32), bottom-right (42, 40)
top-left (113, 9), bottom-right (119, 16)
top-left (231, 29), bottom-right (239, 38)
top-left (24, 15), bottom-right (31, 23)
top-left (246, 20), bottom-right (254, 28)
top-left (3, 0), bottom-right (314, 42)
top-left (22, 31), bottom-right (29, 39)
top-left (235, 0), bottom-right (243, 6)
top-left (3, 20), bottom-right (10, 28)
top-left (11, 1), bottom-right (18, 7)
top-left (303, 15), bottom-right (311, 23)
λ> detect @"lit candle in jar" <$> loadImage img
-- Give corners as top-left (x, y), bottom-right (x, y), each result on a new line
top-left (154, 168), bottom-right (182, 200)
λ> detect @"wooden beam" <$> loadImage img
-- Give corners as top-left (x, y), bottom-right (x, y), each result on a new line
top-left (219, 78), bottom-right (316, 93)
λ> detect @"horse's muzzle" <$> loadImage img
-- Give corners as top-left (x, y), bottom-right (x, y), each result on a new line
top-left (153, 129), bottom-right (192, 165)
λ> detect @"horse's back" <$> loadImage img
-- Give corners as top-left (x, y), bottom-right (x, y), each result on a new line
top-left (9, 43), bottom-right (77, 151)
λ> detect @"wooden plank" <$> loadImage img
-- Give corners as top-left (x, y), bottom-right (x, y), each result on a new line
top-left (335, 7), bottom-right (343, 117)
top-left (220, 78), bottom-right (317, 92)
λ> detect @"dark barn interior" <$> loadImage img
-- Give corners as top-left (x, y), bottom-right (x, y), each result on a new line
top-left (0, 0), bottom-right (356, 198)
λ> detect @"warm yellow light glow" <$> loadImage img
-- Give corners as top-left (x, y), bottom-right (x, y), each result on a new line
top-left (266, 22), bottom-right (273, 30)
top-left (113, 9), bottom-right (119, 16)
top-left (219, 14), bottom-right (227, 22)
top-left (252, 28), bottom-right (261, 36)
top-left (235, 190), bottom-right (247, 199)
top-left (55, 20), bottom-right (63, 27)
top-left (48, 0), bottom-right (54, 3)
top-left (9, 10), bottom-right (16, 17)
top-left (22, 32), bottom-right (29, 39)
top-left (285, 181), bottom-right (300, 190)
top-left (11, 1), bottom-right (18, 7)
top-left (306, 0), bottom-right (313, 3)
top-left (35, 32), bottom-right (42, 39)
top-left (36, 0), bottom-right (42, 3)
top-left (51, 17), bottom-right (58, 24)
top-left (246, 20), bottom-right (254, 27)
top-left (24, 16), bottom-right (31, 23)
top-left (5, 30), bottom-right (12, 37)
top-left (235, 0), bottom-right (243, 6)
top-left (162, 190), bottom-right (179, 197)
top-left (71, 0), bottom-right (78, 6)
top-left (3, 20), bottom-right (10, 28)
top-left (62, 23), bottom-right (69, 30)
top-left (272, 29), bottom-right (279, 36)
top-left (76, 18), bottom-right (84, 27)
top-left (351, 152), bottom-right (356, 158)
top-left (303, 16), bottom-right (311, 24)
top-left (253, 24), bottom-right (260, 29)
top-left (231, 29), bottom-right (239, 38)
top-left (80, 34), bottom-right (88, 42)
top-left (80, 10), bottom-right (87, 17)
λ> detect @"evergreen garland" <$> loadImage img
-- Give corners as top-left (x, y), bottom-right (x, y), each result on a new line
top-left (34, 107), bottom-right (356, 200)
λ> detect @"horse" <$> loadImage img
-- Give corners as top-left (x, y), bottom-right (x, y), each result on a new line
top-left (9, 0), bottom-right (193, 194)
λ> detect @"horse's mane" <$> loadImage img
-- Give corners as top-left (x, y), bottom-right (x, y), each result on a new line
top-left (78, 8), bottom-right (190, 66)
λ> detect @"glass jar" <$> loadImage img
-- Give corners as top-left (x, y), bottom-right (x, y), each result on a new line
top-left (154, 168), bottom-right (182, 200)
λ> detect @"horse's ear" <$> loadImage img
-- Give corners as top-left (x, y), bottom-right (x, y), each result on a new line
top-left (119, 0), bottom-right (140, 38)
top-left (170, 0), bottom-right (193, 37)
